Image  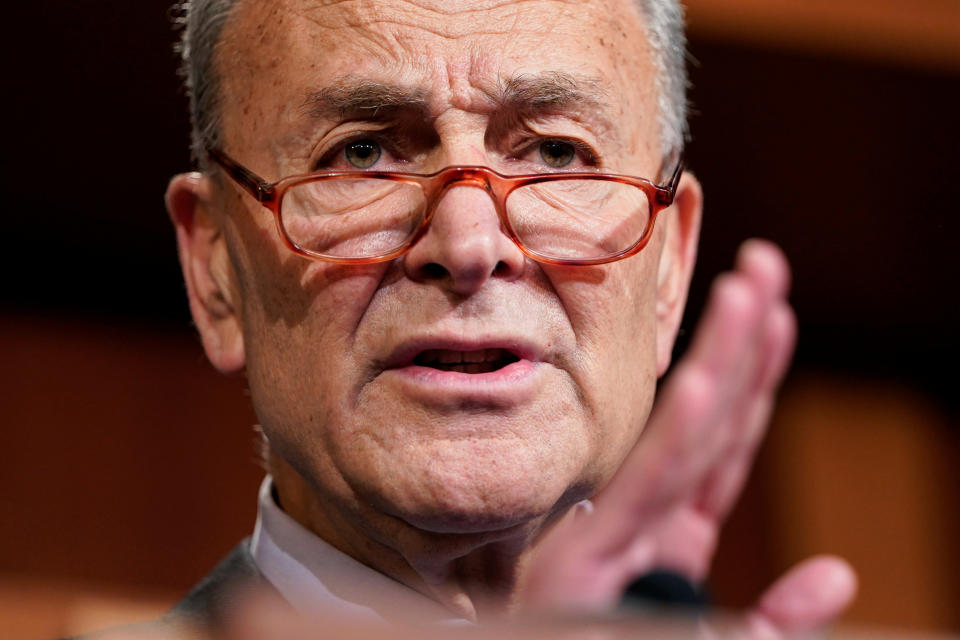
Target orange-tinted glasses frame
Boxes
[207,148,683,266]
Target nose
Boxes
[402,180,526,296]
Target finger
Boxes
[632,268,770,499]
[683,239,796,518]
[646,271,765,479]
[735,239,791,304]
[677,269,772,457]
[694,394,773,522]
[688,241,791,427]
[746,555,857,636]
[645,508,717,580]
[728,240,793,403]
[752,302,797,398]
[649,239,790,471]
[591,265,771,542]
[696,301,796,519]
[686,272,766,380]
[590,363,719,548]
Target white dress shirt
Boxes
[249,476,463,624]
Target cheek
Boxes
[239,269,393,502]
[550,253,660,367]
[230,217,391,448]
[545,253,661,469]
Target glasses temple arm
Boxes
[654,153,684,206]
[207,148,275,202]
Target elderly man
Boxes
[155,0,855,636]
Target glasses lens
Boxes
[280,177,426,259]
[506,179,651,260]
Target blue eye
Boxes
[345,139,382,169]
[539,140,576,168]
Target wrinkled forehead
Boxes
[215,0,658,161]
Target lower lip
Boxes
[382,359,540,405]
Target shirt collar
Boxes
[250,476,465,624]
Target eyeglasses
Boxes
[207,148,682,266]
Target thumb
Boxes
[744,555,857,637]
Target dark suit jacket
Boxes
[68,539,269,639]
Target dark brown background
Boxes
[1,1,958,636]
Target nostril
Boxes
[417,260,510,285]
[419,262,448,280]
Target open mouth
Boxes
[413,348,521,374]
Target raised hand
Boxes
[521,240,856,635]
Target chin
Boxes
[359,439,593,536]
[390,492,551,536]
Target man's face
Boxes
[199,0,695,540]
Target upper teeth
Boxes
[419,349,506,364]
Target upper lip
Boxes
[380,335,545,370]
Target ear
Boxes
[655,172,702,376]
[166,173,246,373]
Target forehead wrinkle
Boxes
[297,0,591,41]
[222,0,652,162]
[298,69,620,140]
[300,70,615,127]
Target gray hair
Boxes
[635,0,688,160]
[173,0,688,166]
[172,0,236,165]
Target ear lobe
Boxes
[166,173,246,373]
[655,172,702,377]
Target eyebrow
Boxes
[300,71,612,130]
[302,78,430,120]
[492,71,614,134]
[495,72,607,113]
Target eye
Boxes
[539,139,576,169]
[344,139,382,169]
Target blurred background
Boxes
[1,0,957,637]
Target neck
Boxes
[269,453,577,622]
